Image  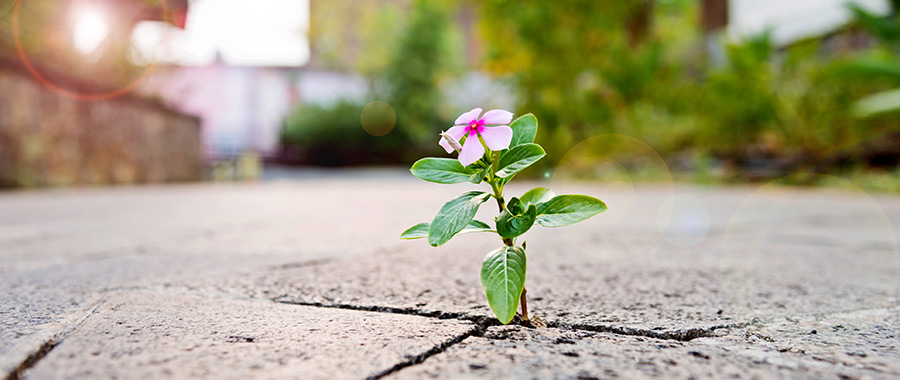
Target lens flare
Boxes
[360,101,396,136]
[73,7,109,54]
[13,0,171,101]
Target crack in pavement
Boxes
[4,297,106,380]
[271,297,740,342]
[552,321,748,342]
[364,326,485,380]
[5,287,746,380]
[4,339,57,380]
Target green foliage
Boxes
[508,114,538,147]
[473,0,900,176]
[403,114,606,324]
[281,101,412,166]
[496,198,537,238]
[410,158,478,184]
[698,33,779,154]
[401,220,492,240]
[495,144,546,178]
[383,0,453,145]
[536,195,608,227]
[428,191,492,247]
[519,187,555,206]
[480,246,527,325]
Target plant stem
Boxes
[520,287,529,323]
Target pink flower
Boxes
[439,108,513,167]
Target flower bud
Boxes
[440,131,463,152]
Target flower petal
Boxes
[481,109,513,125]
[439,126,468,153]
[480,126,513,151]
[458,132,485,167]
[455,108,483,126]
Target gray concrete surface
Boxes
[2,172,899,379]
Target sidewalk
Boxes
[2,176,899,379]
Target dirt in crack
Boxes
[4,339,58,380]
[271,298,740,342]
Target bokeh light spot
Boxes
[360,101,396,137]
[73,6,110,54]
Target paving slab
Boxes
[2,178,899,379]
[21,291,477,380]
[387,325,900,380]
[220,217,898,328]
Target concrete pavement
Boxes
[2,171,899,379]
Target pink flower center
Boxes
[466,119,485,136]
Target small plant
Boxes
[401,108,607,325]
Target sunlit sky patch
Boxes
[132,0,309,67]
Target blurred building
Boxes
[133,0,316,160]
[0,0,203,187]
[703,0,891,45]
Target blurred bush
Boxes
[280,0,456,166]
[281,101,412,166]
[283,0,900,183]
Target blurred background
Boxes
[2,0,900,189]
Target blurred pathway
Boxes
[2,175,899,379]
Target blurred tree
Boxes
[307,0,407,77]
[477,0,695,166]
[382,0,453,145]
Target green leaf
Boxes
[481,246,527,325]
[508,114,538,148]
[497,202,537,239]
[469,165,490,184]
[410,158,477,184]
[495,143,546,178]
[519,187,555,206]
[536,195,608,227]
[400,220,492,240]
[428,191,492,246]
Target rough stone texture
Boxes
[224,184,900,337]
[24,291,477,380]
[0,67,203,188]
[2,176,899,379]
[388,325,900,380]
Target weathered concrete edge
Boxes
[4,297,107,380]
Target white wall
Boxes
[729,0,891,45]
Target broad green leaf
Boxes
[497,203,537,239]
[495,143,545,178]
[481,246,527,324]
[536,195,608,227]
[428,191,492,246]
[400,220,492,240]
[469,165,490,184]
[508,114,538,148]
[520,187,555,206]
[410,158,477,184]
[506,197,525,215]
